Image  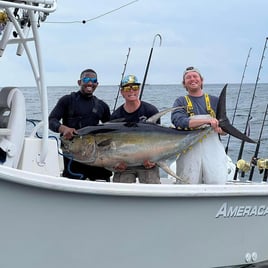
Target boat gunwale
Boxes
[1,165,268,197]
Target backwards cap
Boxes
[121,75,141,87]
[183,66,202,79]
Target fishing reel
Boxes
[251,157,268,174]
[236,157,268,181]
[237,158,268,173]
[0,0,55,57]
[236,159,251,173]
[0,9,8,34]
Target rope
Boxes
[45,0,139,24]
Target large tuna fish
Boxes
[60,84,255,182]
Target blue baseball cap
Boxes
[121,75,141,87]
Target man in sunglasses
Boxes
[111,74,161,184]
[171,67,229,184]
[49,68,112,182]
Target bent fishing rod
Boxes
[233,37,268,180]
[248,104,268,181]
[139,33,162,100]
[225,47,252,154]
[112,47,131,112]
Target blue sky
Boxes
[1,0,268,86]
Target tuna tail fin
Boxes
[217,84,256,144]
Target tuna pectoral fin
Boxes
[217,84,256,144]
[157,161,188,184]
[97,139,112,147]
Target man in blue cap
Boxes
[111,74,161,184]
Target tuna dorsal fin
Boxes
[217,84,256,143]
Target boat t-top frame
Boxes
[0,0,57,163]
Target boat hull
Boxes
[0,166,268,268]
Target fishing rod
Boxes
[139,33,162,100]
[263,163,268,182]
[225,47,252,154]
[112,47,131,112]
[248,103,268,181]
[233,37,268,180]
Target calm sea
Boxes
[20,83,268,180]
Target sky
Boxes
[1,0,268,87]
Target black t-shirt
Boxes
[111,101,159,123]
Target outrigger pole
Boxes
[233,37,268,180]
[248,104,268,181]
[225,47,252,154]
[112,48,131,112]
[139,34,162,100]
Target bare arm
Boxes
[189,117,226,135]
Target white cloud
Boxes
[1,0,268,86]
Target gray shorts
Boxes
[113,166,160,184]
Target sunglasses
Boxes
[81,77,98,83]
[122,85,140,92]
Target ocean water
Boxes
[20,83,268,180]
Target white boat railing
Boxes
[0,0,57,13]
[0,0,57,164]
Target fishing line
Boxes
[65,154,84,180]
[44,0,139,24]
[225,47,252,154]
[139,34,162,100]
[52,140,84,180]
[233,37,268,180]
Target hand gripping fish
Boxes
[61,84,255,182]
